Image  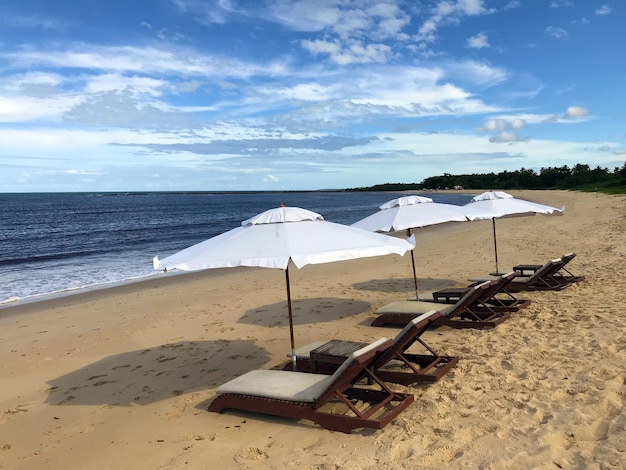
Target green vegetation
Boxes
[348,163,626,194]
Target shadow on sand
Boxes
[46,339,269,407]
[352,277,459,293]
[237,296,372,328]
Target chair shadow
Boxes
[237,297,371,328]
[46,340,269,407]
[353,277,460,293]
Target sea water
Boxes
[0,191,474,306]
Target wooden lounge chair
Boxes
[470,258,570,292]
[513,253,584,284]
[427,271,531,313]
[373,281,509,329]
[289,310,458,385]
[208,338,415,433]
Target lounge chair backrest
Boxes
[526,258,561,282]
[392,310,439,344]
[375,310,441,367]
[447,280,490,315]
[483,271,517,296]
[314,337,391,406]
[497,271,517,282]
[321,337,389,383]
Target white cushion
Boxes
[216,369,336,402]
[377,300,457,315]
[393,310,438,341]
[216,337,388,402]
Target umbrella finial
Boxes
[279,202,285,207]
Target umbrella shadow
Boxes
[45,340,269,407]
[238,297,371,328]
[353,277,459,293]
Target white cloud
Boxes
[84,73,166,96]
[545,26,568,39]
[0,0,622,193]
[265,0,410,40]
[263,174,279,183]
[489,131,525,143]
[466,32,490,49]
[479,117,525,133]
[570,17,590,25]
[480,107,591,136]
[0,94,81,122]
[563,106,590,119]
[595,5,612,15]
[443,60,508,87]
[301,39,340,56]
[307,40,392,65]
[480,118,507,132]
[2,45,290,79]
[415,0,495,49]
[549,1,574,7]
[280,1,410,64]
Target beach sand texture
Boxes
[1,190,625,469]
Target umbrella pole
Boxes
[285,265,297,371]
[492,218,499,274]
[408,229,419,300]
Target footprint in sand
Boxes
[234,447,269,463]
[93,380,116,386]
[156,356,176,363]
[58,395,76,405]
[88,374,108,381]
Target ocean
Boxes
[0,191,475,306]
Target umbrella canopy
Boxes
[352,195,482,300]
[352,195,471,233]
[153,206,415,367]
[463,191,564,273]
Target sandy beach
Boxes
[2,190,625,469]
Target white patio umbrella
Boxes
[352,195,487,300]
[463,191,564,274]
[153,206,415,368]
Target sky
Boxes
[1,0,624,192]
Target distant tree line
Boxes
[347,163,626,194]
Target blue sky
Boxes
[1,0,624,192]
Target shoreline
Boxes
[0,188,481,312]
[2,189,626,468]
[0,267,261,317]
[1,189,479,309]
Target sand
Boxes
[1,190,625,469]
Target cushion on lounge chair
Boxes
[216,337,389,402]
[215,369,335,402]
[376,300,454,316]
[392,311,438,340]
[376,282,489,317]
